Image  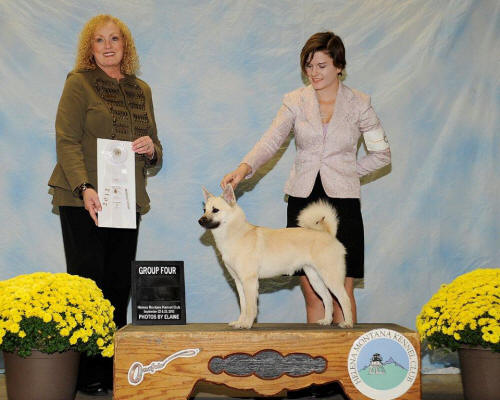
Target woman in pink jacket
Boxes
[221,31,391,327]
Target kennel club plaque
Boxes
[132,261,186,325]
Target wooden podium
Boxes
[114,323,421,399]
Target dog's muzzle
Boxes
[198,216,220,229]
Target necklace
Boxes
[319,100,334,123]
[320,110,332,123]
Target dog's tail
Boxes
[297,200,339,236]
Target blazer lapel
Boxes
[325,81,347,137]
[302,85,323,135]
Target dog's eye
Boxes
[212,208,219,213]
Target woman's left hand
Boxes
[132,136,155,159]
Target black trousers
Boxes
[59,206,140,388]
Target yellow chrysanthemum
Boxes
[0,272,115,357]
[416,268,499,351]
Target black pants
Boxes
[286,174,364,278]
[59,206,140,388]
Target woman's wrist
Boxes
[238,163,251,176]
[75,182,94,199]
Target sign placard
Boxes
[132,261,186,325]
[97,138,136,229]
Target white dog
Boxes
[198,185,353,329]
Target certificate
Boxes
[97,138,136,229]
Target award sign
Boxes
[132,261,186,325]
[97,138,136,229]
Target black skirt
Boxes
[286,174,364,278]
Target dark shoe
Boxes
[78,382,109,396]
[287,386,315,399]
[287,383,345,399]
[311,382,345,398]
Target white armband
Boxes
[363,127,389,151]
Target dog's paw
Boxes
[317,318,332,326]
[238,321,253,329]
[338,321,354,328]
[228,320,253,329]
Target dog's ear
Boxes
[202,186,214,202]
[222,184,236,205]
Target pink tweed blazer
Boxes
[242,82,391,198]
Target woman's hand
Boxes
[83,188,102,226]
[132,136,155,159]
[220,163,251,189]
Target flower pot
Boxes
[458,346,500,400]
[3,350,80,400]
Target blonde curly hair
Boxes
[74,14,140,75]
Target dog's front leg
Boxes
[229,276,248,327]
[224,264,248,327]
[232,275,258,329]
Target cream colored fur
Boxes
[199,185,353,329]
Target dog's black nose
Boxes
[198,216,208,226]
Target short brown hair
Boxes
[300,32,346,76]
[74,14,140,75]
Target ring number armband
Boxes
[363,127,390,151]
[75,182,94,200]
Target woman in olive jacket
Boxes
[48,14,162,396]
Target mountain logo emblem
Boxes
[348,329,418,399]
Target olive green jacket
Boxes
[48,67,163,214]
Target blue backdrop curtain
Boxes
[0,0,498,371]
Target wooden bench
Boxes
[114,323,421,399]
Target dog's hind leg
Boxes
[321,271,353,328]
[303,266,333,325]
[332,286,353,328]
[313,250,353,328]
